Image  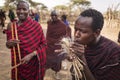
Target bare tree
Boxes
[70,0,91,12]
[105,3,120,28]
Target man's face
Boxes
[16,2,29,22]
[74,16,96,45]
[51,14,58,22]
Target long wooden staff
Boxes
[14,22,21,61]
[11,22,18,80]
[11,22,22,80]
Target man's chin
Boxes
[74,40,82,44]
[19,18,26,21]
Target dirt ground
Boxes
[0,21,119,80]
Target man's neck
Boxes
[18,18,27,26]
[95,35,101,44]
[87,35,101,47]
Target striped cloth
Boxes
[85,36,120,80]
[46,20,67,72]
[6,17,46,80]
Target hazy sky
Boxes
[0,0,120,13]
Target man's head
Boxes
[50,10,58,22]
[61,14,67,21]
[16,0,29,22]
[74,9,104,45]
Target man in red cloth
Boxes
[70,9,120,80]
[46,10,68,79]
[5,1,46,80]
[61,14,71,38]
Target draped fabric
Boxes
[46,20,67,72]
[62,19,71,38]
[66,26,71,38]
[63,20,69,27]
[85,36,120,80]
[6,17,46,80]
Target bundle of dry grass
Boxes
[60,37,86,80]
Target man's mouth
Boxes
[74,38,80,41]
[19,14,24,17]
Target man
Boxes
[5,1,46,80]
[0,9,6,29]
[70,9,120,80]
[61,14,71,37]
[46,10,68,79]
[61,14,69,27]
[34,12,40,22]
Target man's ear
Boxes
[94,29,101,37]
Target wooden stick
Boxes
[11,63,21,70]
[14,22,21,61]
[11,23,18,80]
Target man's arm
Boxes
[81,56,96,80]
[70,43,96,80]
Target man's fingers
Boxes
[9,39,19,42]
[13,40,20,43]
[21,60,28,64]
[71,42,84,47]
[21,60,24,64]
[21,58,26,64]
[55,49,64,53]
[72,46,84,50]
[70,47,84,52]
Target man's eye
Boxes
[23,8,27,11]
[81,30,87,33]
[17,9,20,10]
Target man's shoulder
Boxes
[30,18,39,24]
[47,19,52,24]
[101,36,120,51]
[59,20,67,26]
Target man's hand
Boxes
[65,53,76,62]
[55,41,85,59]
[65,42,85,61]
[6,39,20,48]
[70,42,84,56]
[21,51,36,64]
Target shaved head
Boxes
[17,0,29,9]
[51,10,58,16]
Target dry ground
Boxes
[0,21,119,80]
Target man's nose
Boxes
[53,16,56,18]
[75,30,80,38]
[19,9,24,13]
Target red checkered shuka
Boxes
[6,17,46,80]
